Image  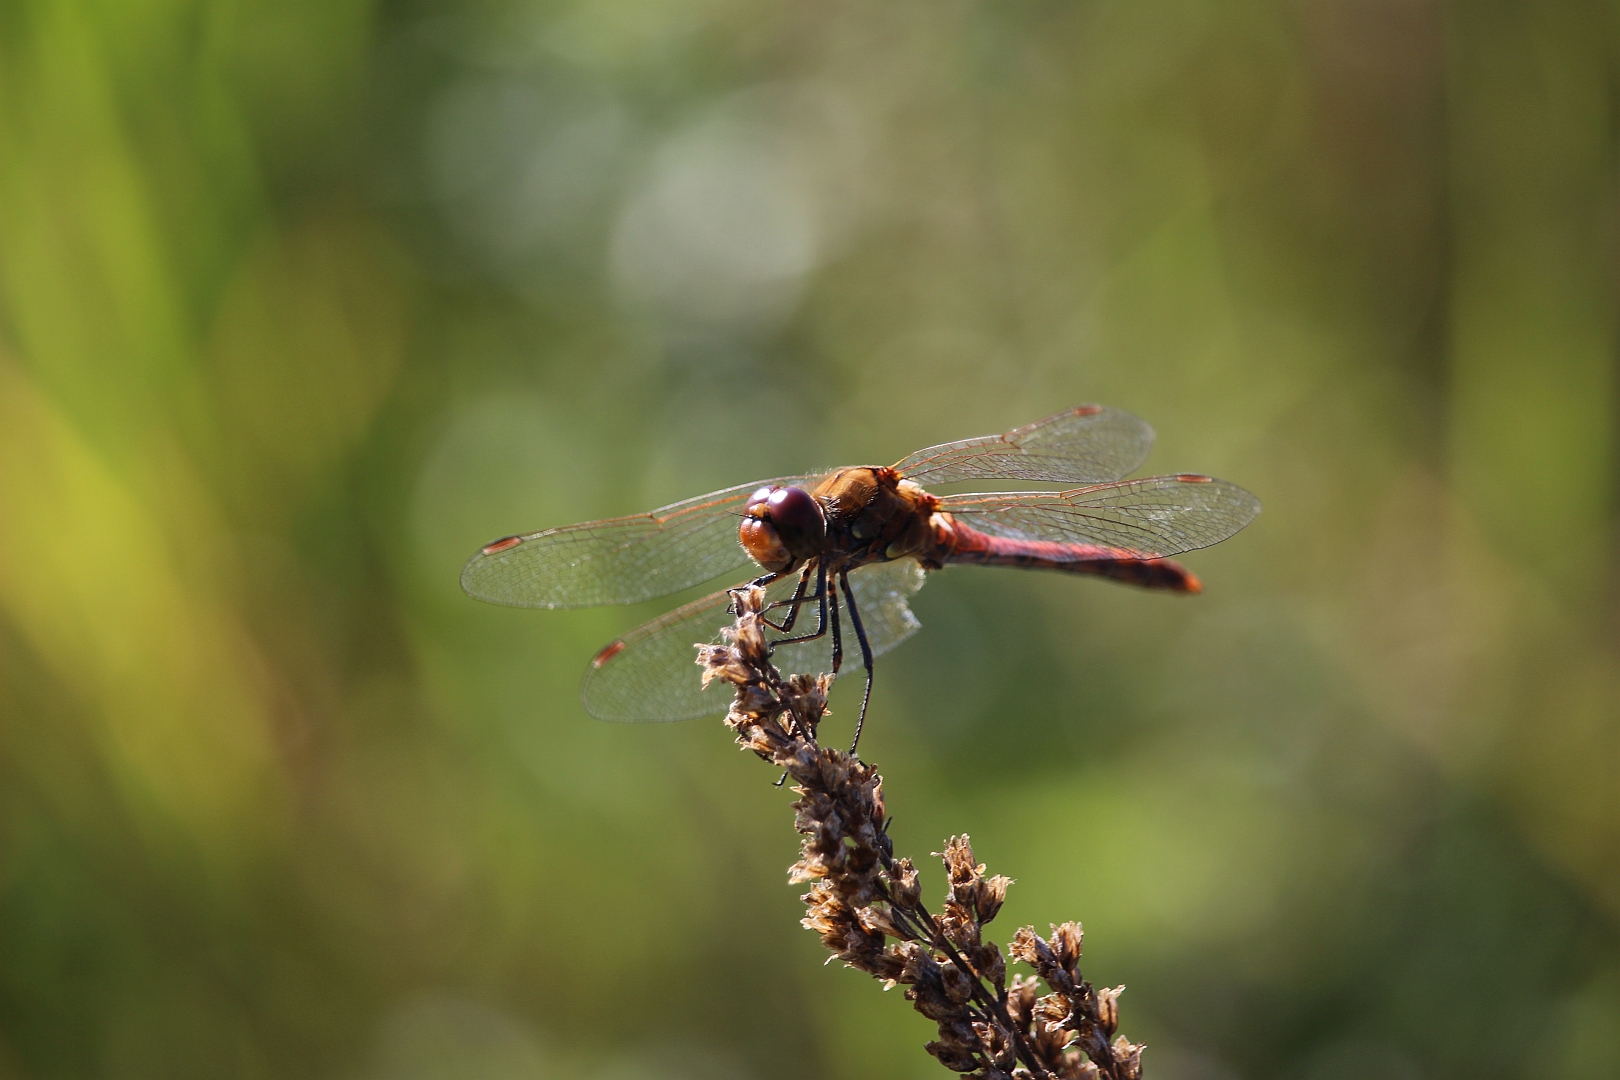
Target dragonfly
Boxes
[462,405,1260,747]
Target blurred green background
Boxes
[2,1,1617,1078]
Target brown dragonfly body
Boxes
[462,405,1260,744]
[785,465,1201,590]
[724,462,1204,744]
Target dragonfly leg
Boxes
[762,563,817,633]
[771,564,830,647]
[839,571,875,756]
[827,573,843,675]
[732,570,785,615]
[768,565,831,754]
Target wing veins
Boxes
[940,476,1261,557]
[893,405,1155,486]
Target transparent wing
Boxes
[892,405,1154,486]
[461,475,824,608]
[581,559,929,722]
[940,475,1261,556]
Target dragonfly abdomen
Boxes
[937,521,1202,593]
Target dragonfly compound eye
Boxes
[765,486,826,552]
[739,514,791,572]
[739,488,791,571]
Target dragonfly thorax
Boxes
[810,467,939,568]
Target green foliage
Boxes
[1,2,1617,1078]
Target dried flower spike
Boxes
[698,587,1143,1079]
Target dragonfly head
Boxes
[740,485,826,571]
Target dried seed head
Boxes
[1034,992,1072,1032]
[973,1020,1017,1072]
[1010,926,1041,968]
[1111,1035,1144,1080]
[1007,975,1040,1026]
[972,941,1006,990]
[1032,1003,1075,1064]
[911,987,965,1024]
[889,858,921,908]
[856,904,904,940]
[695,643,754,688]
[940,961,974,1005]
[940,905,982,952]
[897,941,939,985]
[1096,985,1123,1035]
[941,835,983,886]
[1050,921,1083,972]
[871,945,910,984]
[978,874,1010,924]
[924,1039,982,1074]
[788,858,827,883]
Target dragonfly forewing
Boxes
[582,559,928,722]
[892,405,1154,486]
[461,475,823,608]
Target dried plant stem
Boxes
[697,586,1144,1080]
